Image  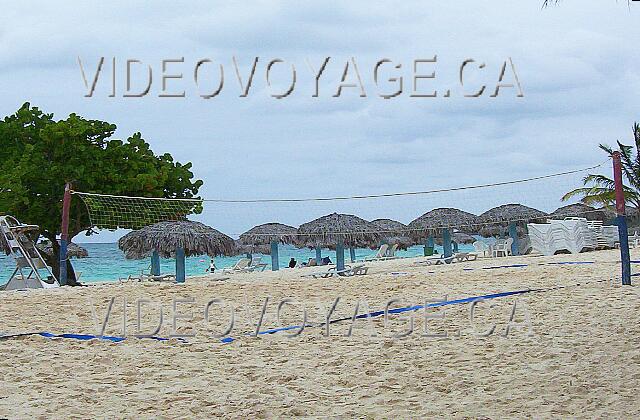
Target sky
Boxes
[0,1,638,242]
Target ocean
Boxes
[0,242,475,283]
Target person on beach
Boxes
[206,259,216,273]
[288,257,297,268]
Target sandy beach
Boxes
[1,249,638,418]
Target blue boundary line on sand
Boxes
[0,288,536,345]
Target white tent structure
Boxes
[0,215,59,290]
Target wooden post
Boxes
[176,247,186,283]
[270,241,279,271]
[442,229,452,258]
[151,250,161,276]
[59,183,72,286]
[508,222,520,256]
[613,151,631,285]
[336,240,345,271]
[349,247,356,262]
[315,246,322,265]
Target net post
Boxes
[59,182,72,286]
[612,151,631,285]
[509,222,520,256]
[176,247,186,283]
[336,240,345,271]
[270,241,279,271]
[442,229,452,258]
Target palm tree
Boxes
[562,123,640,210]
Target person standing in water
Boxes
[288,257,297,268]
[206,259,216,273]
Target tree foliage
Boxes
[0,103,203,282]
[563,122,640,210]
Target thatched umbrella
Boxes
[549,203,609,222]
[37,241,89,259]
[296,213,381,269]
[118,220,236,282]
[370,218,415,250]
[477,204,547,237]
[234,240,271,256]
[408,208,478,257]
[238,222,297,270]
[476,204,547,255]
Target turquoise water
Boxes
[0,242,475,283]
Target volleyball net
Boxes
[72,159,618,239]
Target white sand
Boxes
[1,249,639,418]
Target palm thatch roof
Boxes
[234,240,272,255]
[239,223,297,246]
[477,204,547,237]
[408,208,478,240]
[118,220,236,260]
[549,203,609,221]
[371,218,416,249]
[296,213,381,248]
[37,241,89,259]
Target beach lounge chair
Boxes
[382,243,399,260]
[364,244,389,261]
[302,264,370,279]
[414,255,455,266]
[453,252,478,262]
[222,258,251,273]
[473,241,490,257]
[247,256,268,272]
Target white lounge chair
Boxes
[247,256,268,272]
[453,252,478,262]
[414,255,455,266]
[222,258,251,273]
[492,239,510,257]
[382,243,399,260]
[302,264,369,279]
[473,241,490,257]
[364,244,389,261]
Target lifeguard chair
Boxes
[0,215,59,290]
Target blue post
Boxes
[349,247,356,262]
[442,229,452,258]
[151,250,161,276]
[315,246,322,265]
[508,222,519,256]
[336,241,345,271]
[617,215,631,285]
[424,236,435,256]
[453,241,459,253]
[270,241,279,271]
[612,152,631,285]
[176,247,186,283]
[59,239,68,286]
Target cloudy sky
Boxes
[0,1,638,241]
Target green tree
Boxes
[562,122,640,210]
[0,103,203,284]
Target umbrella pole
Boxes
[349,247,356,263]
[508,222,519,256]
[176,247,186,283]
[270,241,279,271]
[336,241,345,271]
[315,246,322,265]
[151,250,160,276]
[442,229,453,258]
